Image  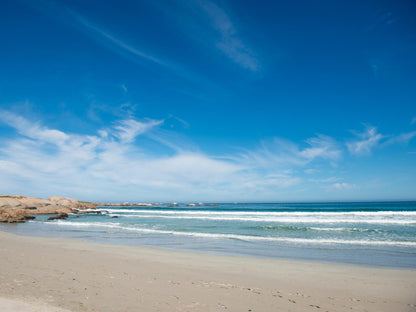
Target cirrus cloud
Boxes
[347,124,416,156]
[347,125,385,155]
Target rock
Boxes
[0,209,27,223]
[0,195,96,223]
[0,198,25,209]
[73,209,103,215]
[77,201,97,209]
[48,212,69,221]
[48,197,79,207]
[20,197,52,208]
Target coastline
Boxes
[1,231,415,312]
[3,200,416,270]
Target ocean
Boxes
[1,202,416,269]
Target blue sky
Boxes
[0,0,415,202]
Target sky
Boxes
[0,0,415,202]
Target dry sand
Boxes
[0,231,415,312]
[0,297,71,312]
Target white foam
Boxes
[309,227,365,232]
[48,221,416,247]
[107,213,416,225]
[101,209,416,217]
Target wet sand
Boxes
[1,231,415,312]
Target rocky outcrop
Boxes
[48,212,69,221]
[0,197,26,209]
[0,209,29,223]
[0,208,37,223]
[77,201,98,209]
[0,195,97,223]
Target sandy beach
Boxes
[0,231,415,312]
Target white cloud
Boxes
[238,134,341,169]
[2,112,413,201]
[20,1,174,69]
[237,138,304,168]
[0,111,345,201]
[300,135,341,160]
[347,126,384,155]
[332,182,356,190]
[25,2,199,79]
[384,131,416,146]
[113,119,163,143]
[347,125,416,155]
[70,11,169,67]
[304,168,319,174]
[309,177,342,183]
[243,174,301,189]
[152,0,259,72]
[64,0,259,73]
[0,110,69,146]
[0,111,253,201]
[196,0,259,71]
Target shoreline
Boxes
[3,223,415,271]
[1,231,416,312]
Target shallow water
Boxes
[2,202,416,269]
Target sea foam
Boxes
[41,220,416,247]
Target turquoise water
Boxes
[2,202,416,269]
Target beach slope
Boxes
[0,231,415,312]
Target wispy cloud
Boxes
[365,10,396,33]
[304,168,319,175]
[242,174,301,189]
[113,119,163,143]
[23,0,200,79]
[238,134,341,169]
[309,177,342,183]
[68,5,227,95]
[121,84,128,94]
[66,9,175,69]
[0,110,244,200]
[0,110,345,201]
[331,182,356,190]
[66,8,172,67]
[384,131,416,146]
[300,135,341,161]
[152,0,259,72]
[347,125,416,155]
[1,111,414,201]
[347,125,385,155]
[195,0,259,71]
[0,110,70,146]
